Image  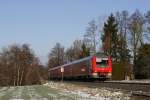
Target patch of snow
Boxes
[27,86,42,99]
[48,93,57,98]
[8,87,15,92]
[43,83,49,86]
[0,87,15,99]
[0,92,5,98]
[11,86,23,99]
[0,87,8,92]
[43,98,48,100]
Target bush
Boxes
[135,44,150,79]
[112,62,132,80]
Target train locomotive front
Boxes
[90,55,112,79]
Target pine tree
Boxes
[81,43,90,57]
[135,44,150,79]
[102,14,118,60]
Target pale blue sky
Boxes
[0,0,149,64]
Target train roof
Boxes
[48,53,109,71]
[48,55,93,71]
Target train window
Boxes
[87,60,91,68]
[96,60,108,68]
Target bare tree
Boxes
[115,11,130,62]
[144,10,150,41]
[128,10,144,77]
[19,44,34,85]
[72,39,83,59]
[84,20,97,54]
[65,39,84,62]
[48,43,65,68]
[0,48,11,86]
[65,46,75,62]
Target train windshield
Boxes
[96,58,108,68]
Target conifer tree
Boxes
[102,14,118,60]
[81,43,90,57]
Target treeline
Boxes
[0,44,48,86]
[48,10,150,79]
[48,40,90,68]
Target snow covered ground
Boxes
[0,81,131,100]
[44,81,131,100]
[0,85,73,100]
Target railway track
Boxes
[64,80,150,97]
[105,80,150,85]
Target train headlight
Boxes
[92,73,98,76]
[107,73,112,76]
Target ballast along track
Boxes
[65,80,150,97]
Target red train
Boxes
[48,55,112,80]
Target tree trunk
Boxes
[14,63,17,86]
[13,76,16,86]
[17,64,21,86]
[19,67,24,86]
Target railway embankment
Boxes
[62,80,150,98]
[105,80,150,97]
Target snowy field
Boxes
[0,81,131,100]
